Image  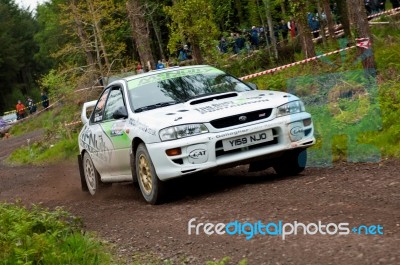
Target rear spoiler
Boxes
[81,100,97,125]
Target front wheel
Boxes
[135,143,164,204]
[273,149,307,176]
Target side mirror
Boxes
[247,82,258,90]
[113,106,128,119]
[81,100,97,125]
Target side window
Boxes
[103,88,126,121]
[92,88,110,123]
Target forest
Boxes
[0,0,396,113]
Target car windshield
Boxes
[127,66,252,112]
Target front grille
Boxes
[210,108,272,129]
[215,129,278,157]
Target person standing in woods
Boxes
[41,92,49,109]
[288,17,296,40]
[16,100,26,120]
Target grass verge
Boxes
[0,202,115,265]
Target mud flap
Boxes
[130,151,138,182]
[78,154,89,191]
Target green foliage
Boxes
[8,105,81,165]
[0,0,42,113]
[164,0,220,57]
[206,257,247,265]
[38,68,75,99]
[211,0,235,32]
[0,203,113,265]
[7,132,79,165]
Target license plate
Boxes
[222,130,274,151]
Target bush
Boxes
[0,203,114,265]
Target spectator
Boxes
[288,17,296,40]
[136,63,144,74]
[27,97,36,114]
[231,33,244,54]
[310,16,320,38]
[218,37,228,53]
[156,60,165,69]
[250,26,259,50]
[41,92,49,109]
[178,44,192,61]
[280,20,289,44]
[16,100,26,120]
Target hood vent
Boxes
[190,92,238,105]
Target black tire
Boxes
[135,143,164,204]
[273,149,307,176]
[83,152,102,195]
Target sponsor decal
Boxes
[79,126,112,162]
[290,126,304,136]
[111,121,125,136]
[238,115,247,122]
[194,99,270,114]
[128,66,220,89]
[94,115,102,122]
[189,149,206,159]
[187,144,208,164]
[128,118,156,136]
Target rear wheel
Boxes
[273,149,307,176]
[83,152,102,195]
[135,143,164,204]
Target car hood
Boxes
[133,90,299,129]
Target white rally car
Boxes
[78,65,315,204]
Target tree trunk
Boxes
[256,0,272,56]
[70,1,96,68]
[150,14,165,60]
[87,0,110,71]
[337,0,352,40]
[191,41,203,64]
[235,0,244,26]
[263,0,278,60]
[126,0,155,70]
[347,0,376,72]
[322,0,336,39]
[294,2,316,59]
[317,0,327,46]
[280,0,286,16]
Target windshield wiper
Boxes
[134,101,178,113]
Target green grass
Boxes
[0,203,115,265]
[6,132,79,165]
[7,102,82,165]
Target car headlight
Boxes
[276,100,305,117]
[159,124,209,141]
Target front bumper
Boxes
[147,112,315,180]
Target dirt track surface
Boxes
[0,131,399,265]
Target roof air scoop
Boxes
[189,92,238,105]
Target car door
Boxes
[87,88,113,176]
[100,86,131,176]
